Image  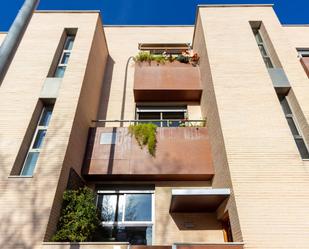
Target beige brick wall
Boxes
[154,182,225,245]
[0,12,107,249]
[0,33,6,44]
[195,5,309,249]
[193,13,242,242]
[98,26,194,126]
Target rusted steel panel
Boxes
[177,245,244,249]
[83,127,214,180]
[300,57,309,78]
[134,61,202,102]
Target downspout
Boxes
[0,0,40,85]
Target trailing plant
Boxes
[52,187,99,242]
[134,51,154,62]
[129,123,157,156]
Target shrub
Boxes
[52,187,99,242]
[129,123,157,156]
[134,51,154,62]
[176,54,190,63]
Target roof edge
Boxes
[197,4,274,8]
[282,24,309,27]
[103,25,194,27]
[35,10,101,13]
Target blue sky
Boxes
[1,0,309,31]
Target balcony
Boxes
[83,121,214,180]
[134,61,202,102]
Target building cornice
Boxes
[197,4,274,8]
[35,10,101,13]
[103,25,194,27]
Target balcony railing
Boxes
[93,119,206,127]
[83,120,214,181]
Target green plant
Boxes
[134,51,154,62]
[153,54,166,64]
[52,187,99,242]
[129,123,157,156]
[176,54,190,63]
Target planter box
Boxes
[83,127,214,181]
[134,61,202,102]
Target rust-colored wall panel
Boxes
[83,127,214,180]
[300,57,309,77]
[177,245,243,249]
[134,61,202,102]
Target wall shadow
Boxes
[170,212,222,231]
[97,55,115,121]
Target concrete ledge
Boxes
[197,4,273,8]
[42,242,129,249]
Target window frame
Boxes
[20,105,53,176]
[97,190,155,226]
[279,96,309,160]
[252,28,274,68]
[54,35,75,78]
[96,190,155,243]
[136,106,187,127]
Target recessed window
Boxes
[20,105,54,176]
[54,35,75,78]
[136,106,187,127]
[96,189,154,245]
[278,94,309,159]
[252,28,274,68]
[297,49,309,78]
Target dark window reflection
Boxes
[125,194,152,221]
[93,226,152,245]
[96,193,153,244]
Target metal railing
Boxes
[92,119,206,127]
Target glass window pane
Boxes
[286,117,299,136]
[39,107,53,126]
[21,152,39,176]
[54,66,66,78]
[279,97,292,115]
[138,112,160,120]
[258,45,268,57]
[99,194,124,222]
[60,52,70,65]
[32,129,47,149]
[100,195,117,222]
[162,112,185,127]
[125,194,152,221]
[94,226,152,245]
[295,138,309,159]
[138,112,161,127]
[263,57,273,68]
[64,36,75,50]
[253,29,263,43]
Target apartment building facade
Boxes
[0,4,309,249]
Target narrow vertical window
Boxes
[278,94,309,159]
[252,28,273,68]
[20,105,54,176]
[54,35,75,78]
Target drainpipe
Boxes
[0,0,40,84]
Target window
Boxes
[252,28,273,68]
[136,106,187,127]
[20,105,54,176]
[96,189,154,245]
[54,35,75,78]
[297,49,309,78]
[297,49,309,58]
[278,95,309,159]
